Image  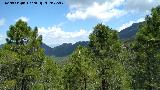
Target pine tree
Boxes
[89,23,130,90]
[63,46,98,90]
[132,6,160,89]
[3,20,45,90]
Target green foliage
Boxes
[30,57,63,90]
[101,58,130,90]
[1,20,45,90]
[89,23,131,90]
[89,23,121,58]
[132,6,160,89]
[41,57,63,90]
[53,56,70,66]
[0,49,19,89]
[63,46,98,90]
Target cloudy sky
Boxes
[0,0,159,47]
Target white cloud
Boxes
[67,0,107,9]
[125,0,160,12]
[0,35,6,44]
[66,0,160,21]
[15,16,29,22]
[0,35,3,40]
[66,0,126,21]
[118,18,145,31]
[0,18,5,27]
[38,26,91,47]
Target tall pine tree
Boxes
[3,20,44,90]
[89,23,130,90]
[133,6,160,89]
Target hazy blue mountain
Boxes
[41,43,54,56]
[52,41,89,57]
[49,22,142,57]
[0,44,3,48]
[119,22,143,40]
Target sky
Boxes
[0,0,160,47]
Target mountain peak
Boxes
[119,22,143,40]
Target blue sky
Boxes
[0,0,160,47]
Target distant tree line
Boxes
[0,6,160,90]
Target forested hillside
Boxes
[0,6,160,90]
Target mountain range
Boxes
[0,22,142,57]
[41,41,88,57]
[119,22,143,40]
[42,22,142,57]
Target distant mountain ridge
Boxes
[0,22,142,57]
[0,42,88,57]
[49,41,88,57]
[41,22,142,57]
[0,44,3,48]
[41,43,54,56]
[119,22,143,40]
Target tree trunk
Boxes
[21,68,27,90]
[147,52,153,90]
[101,68,108,90]
[84,77,87,90]
[102,79,106,90]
